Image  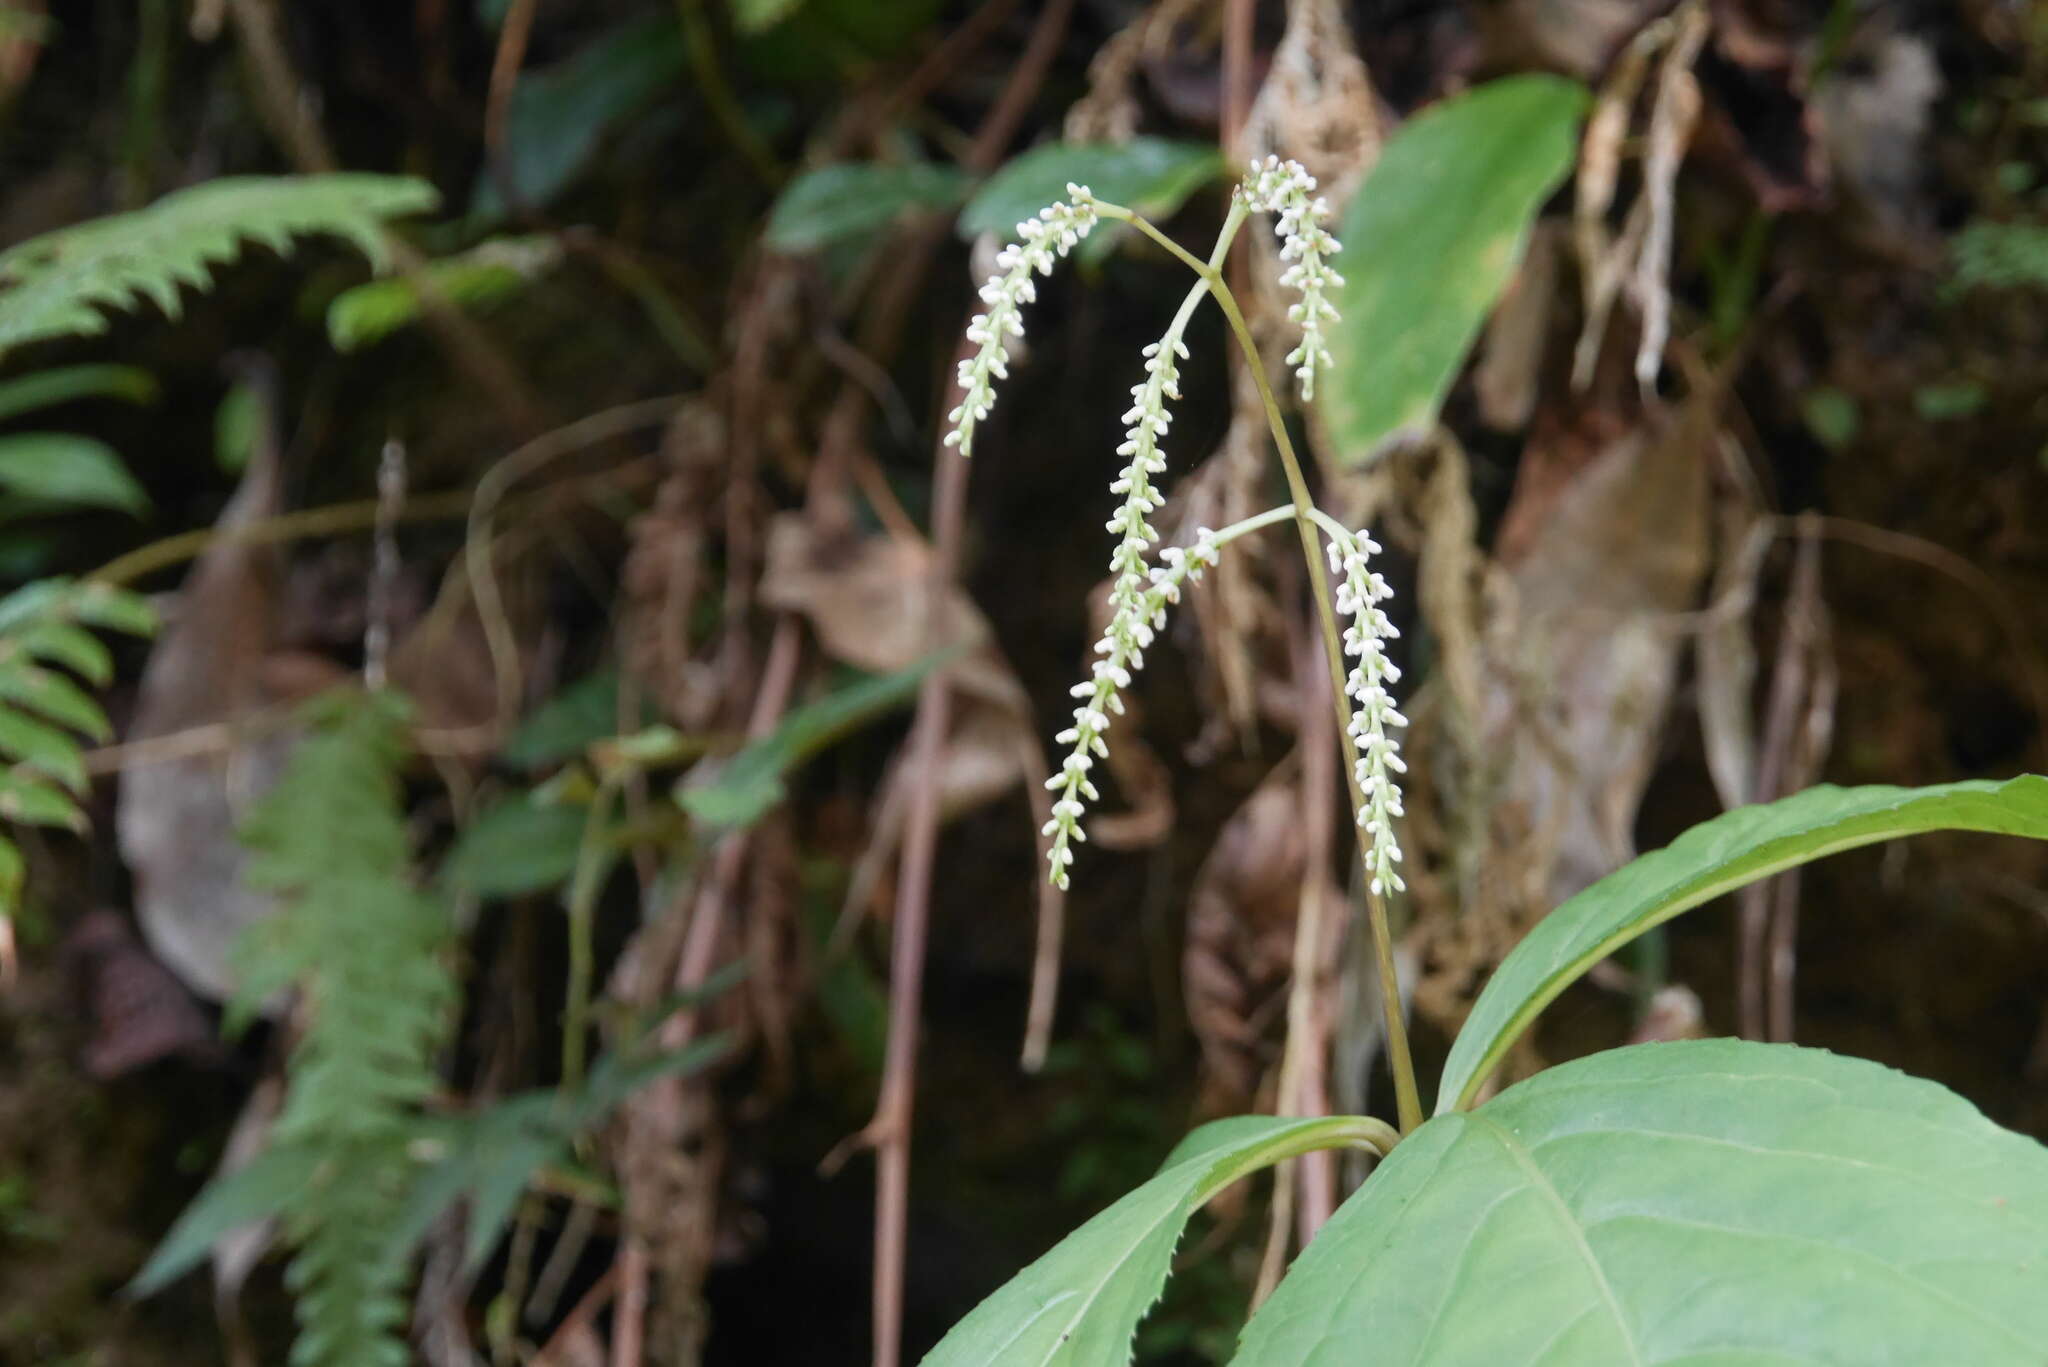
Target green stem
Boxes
[677,0,782,188]
[1207,503,1298,546]
[1100,199,1425,1135]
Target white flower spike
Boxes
[946,184,1099,457]
[1042,527,1222,889]
[1327,526,1407,896]
[1242,156,1344,402]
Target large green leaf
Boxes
[923,1115,1393,1367]
[1439,775,2048,1114]
[1237,1039,2048,1366]
[765,162,974,252]
[959,139,1223,246]
[1324,75,1584,464]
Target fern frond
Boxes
[1949,220,2048,295]
[0,577,154,929]
[0,174,439,354]
[232,689,456,1367]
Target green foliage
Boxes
[0,578,155,925]
[469,16,685,220]
[0,364,157,421]
[933,776,2048,1364]
[1913,379,1989,421]
[728,0,804,34]
[1440,775,2048,1111]
[225,690,455,1367]
[1949,219,2048,294]
[920,1116,1395,1367]
[675,655,941,830]
[1235,1040,2048,1366]
[766,163,975,252]
[0,365,158,534]
[960,139,1224,262]
[1800,384,1859,450]
[441,788,589,897]
[1325,75,1585,462]
[326,235,560,352]
[0,175,438,355]
[0,435,149,519]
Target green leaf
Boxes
[729,0,804,33]
[0,837,20,913]
[327,236,559,352]
[10,621,111,683]
[0,434,149,517]
[1801,385,1859,450]
[959,139,1224,244]
[131,1144,325,1296]
[470,16,686,220]
[0,662,109,740]
[1237,1039,2048,1366]
[0,769,82,829]
[676,656,940,831]
[65,580,158,637]
[765,163,974,253]
[0,364,157,421]
[442,790,589,897]
[1914,380,1987,421]
[387,1034,731,1274]
[1324,75,1585,464]
[0,707,86,792]
[0,175,439,355]
[500,668,646,770]
[1439,776,2048,1113]
[923,1116,1391,1367]
[215,378,260,473]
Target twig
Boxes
[677,0,782,186]
[89,489,474,588]
[485,0,540,211]
[465,396,687,725]
[535,1265,618,1367]
[868,7,1078,1361]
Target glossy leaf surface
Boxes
[1324,75,1583,462]
[923,1116,1392,1367]
[1440,776,2048,1112]
[1237,1039,2048,1366]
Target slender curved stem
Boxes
[1097,200,1424,1133]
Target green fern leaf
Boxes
[230,689,457,1367]
[1949,219,2048,295]
[0,174,439,354]
[0,578,154,932]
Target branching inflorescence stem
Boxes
[952,167,1423,1134]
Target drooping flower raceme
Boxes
[1328,527,1407,896]
[1042,527,1221,889]
[1242,156,1344,403]
[945,185,1099,457]
[1036,271,1219,888]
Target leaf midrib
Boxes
[1476,1114,1644,1367]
